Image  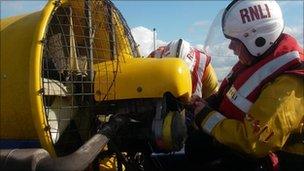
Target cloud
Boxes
[131,26,167,57]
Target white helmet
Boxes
[222,0,284,57]
[162,39,191,59]
[150,39,196,71]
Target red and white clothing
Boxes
[211,33,303,121]
[195,33,304,157]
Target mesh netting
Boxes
[41,0,138,156]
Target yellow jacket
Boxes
[199,74,303,157]
[201,64,219,99]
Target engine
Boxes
[96,93,187,154]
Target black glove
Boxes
[194,105,214,130]
[98,114,129,139]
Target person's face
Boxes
[228,39,253,66]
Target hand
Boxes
[190,95,207,116]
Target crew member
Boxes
[188,0,304,170]
[149,39,219,99]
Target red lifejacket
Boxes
[216,34,304,121]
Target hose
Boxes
[1,134,109,171]
[39,134,109,171]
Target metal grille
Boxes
[41,0,138,156]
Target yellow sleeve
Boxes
[200,75,304,157]
[201,64,219,99]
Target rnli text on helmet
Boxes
[240,4,271,24]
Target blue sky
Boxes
[1,0,303,79]
[1,1,303,45]
[115,1,231,44]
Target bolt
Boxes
[137,86,143,92]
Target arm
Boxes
[196,75,304,157]
[201,64,219,99]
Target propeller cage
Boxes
[41,0,138,156]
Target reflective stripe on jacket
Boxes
[199,34,304,157]
[202,75,303,157]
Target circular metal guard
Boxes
[41,0,138,156]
